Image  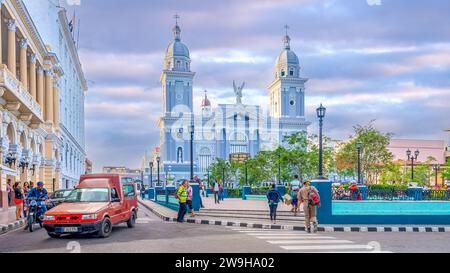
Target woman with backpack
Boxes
[266,184,283,224]
[298,180,320,233]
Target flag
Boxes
[68,11,76,33]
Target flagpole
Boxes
[77,19,81,49]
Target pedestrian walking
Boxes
[176,180,189,223]
[23,182,30,218]
[13,182,24,220]
[140,184,146,199]
[6,179,12,206]
[186,181,195,217]
[266,184,283,224]
[213,180,220,204]
[298,180,320,233]
[219,181,225,201]
[289,175,302,215]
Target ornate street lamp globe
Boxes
[406,149,412,158]
[414,150,420,158]
[316,104,326,119]
[356,142,362,149]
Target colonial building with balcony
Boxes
[0,0,87,209]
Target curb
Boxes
[0,219,26,235]
[138,200,450,233]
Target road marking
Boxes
[281,244,374,251]
[268,240,354,245]
[255,236,334,239]
[244,233,317,236]
[136,217,154,224]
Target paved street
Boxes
[0,205,449,253]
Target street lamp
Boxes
[149,161,153,188]
[278,149,282,185]
[407,149,419,181]
[245,160,249,186]
[433,164,440,186]
[356,142,362,184]
[156,156,161,187]
[222,166,226,186]
[316,103,327,180]
[189,123,195,182]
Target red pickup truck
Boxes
[43,174,138,238]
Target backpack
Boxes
[308,188,320,206]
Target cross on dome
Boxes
[173,14,181,41]
[283,24,291,49]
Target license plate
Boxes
[63,227,79,233]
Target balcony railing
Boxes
[0,65,43,123]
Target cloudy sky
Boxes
[66,0,450,171]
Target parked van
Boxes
[43,174,138,238]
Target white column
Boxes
[19,39,28,89]
[7,20,17,76]
[29,54,37,99]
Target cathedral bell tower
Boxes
[160,15,195,114]
[268,25,306,119]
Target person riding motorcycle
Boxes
[24,181,48,230]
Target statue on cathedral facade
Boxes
[233,80,245,104]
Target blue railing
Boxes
[333,186,450,201]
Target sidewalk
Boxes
[0,207,26,235]
[139,198,450,233]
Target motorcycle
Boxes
[26,197,47,232]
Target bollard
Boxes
[358,185,367,200]
[311,179,333,224]
[276,185,286,197]
[242,186,252,200]
[147,188,155,200]
[190,182,201,211]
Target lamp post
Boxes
[245,160,248,186]
[278,148,282,185]
[149,162,153,188]
[156,156,161,187]
[356,142,362,184]
[433,164,440,186]
[222,166,226,186]
[189,123,195,182]
[316,103,327,180]
[407,149,419,181]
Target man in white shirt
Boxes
[289,175,302,215]
[213,180,220,204]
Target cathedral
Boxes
[155,20,311,183]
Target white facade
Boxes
[23,0,87,189]
[156,22,310,182]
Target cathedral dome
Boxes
[201,91,211,107]
[275,34,299,67]
[275,49,299,66]
[165,25,190,59]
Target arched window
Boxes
[281,69,285,77]
[289,68,294,76]
[177,147,183,163]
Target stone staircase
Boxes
[196,208,305,224]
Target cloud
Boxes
[71,0,450,171]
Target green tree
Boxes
[442,159,450,182]
[335,121,393,184]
